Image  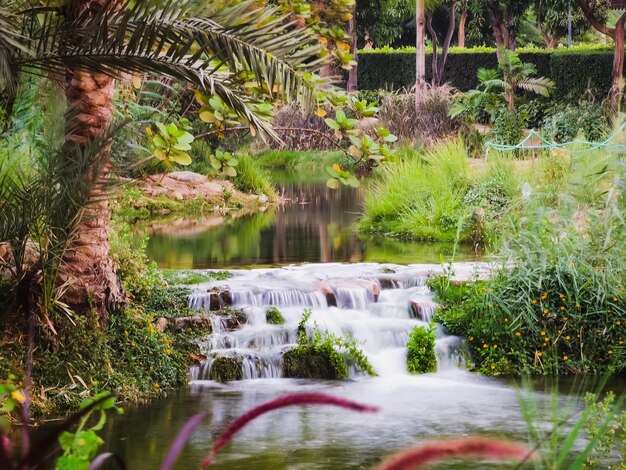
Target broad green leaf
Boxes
[223,166,237,177]
[326,178,340,189]
[155,122,169,137]
[154,149,167,161]
[173,143,192,151]
[177,132,194,145]
[325,118,341,130]
[170,152,193,166]
[210,155,222,169]
[199,111,216,123]
[153,135,168,149]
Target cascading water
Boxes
[188,263,486,381]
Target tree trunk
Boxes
[427,14,439,86]
[415,0,427,110]
[437,1,457,85]
[611,14,626,108]
[347,16,358,92]
[60,0,125,318]
[61,70,125,318]
[458,7,467,48]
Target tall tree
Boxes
[427,1,458,86]
[536,0,604,48]
[458,0,469,46]
[469,0,532,52]
[578,0,626,106]
[7,0,323,317]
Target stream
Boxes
[109,177,614,469]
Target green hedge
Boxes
[357,47,616,99]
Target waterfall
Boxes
[186,263,481,381]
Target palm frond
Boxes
[15,0,323,139]
[516,77,555,97]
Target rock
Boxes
[258,194,269,204]
[313,281,337,307]
[209,355,243,382]
[155,317,169,333]
[168,171,208,184]
[172,190,184,201]
[172,315,212,331]
[282,348,340,379]
[409,299,438,321]
[219,289,233,307]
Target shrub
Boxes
[265,307,285,325]
[490,109,525,146]
[284,310,376,379]
[433,151,626,375]
[542,102,608,143]
[378,86,458,144]
[267,104,336,151]
[406,324,437,374]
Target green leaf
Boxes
[199,111,216,123]
[155,122,169,137]
[177,132,194,145]
[223,166,237,177]
[325,166,340,178]
[173,143,192,151]
[326,178,341,189]
[228,158,238,167]
[210,155,222,169]
[325,118,341,130]
[170,152,193,166]
[153,135,169,149]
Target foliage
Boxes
[265,307,285,325]
[0,377,25,433]
[491,108,525,145]
[433,150,626,375]
[254,150,346,173]
[406,324,437,374]
[56,393,120,470]
[583,391,626,469]
[288,310,376,379]
[161,269,232,286]
[209,150,239,178]
[542,102,609,143]
[146,121,194,170]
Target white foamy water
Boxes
[187,263,489,380]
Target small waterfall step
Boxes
[185,263,488,382]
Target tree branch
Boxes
[577,0,615,38]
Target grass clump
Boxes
[265,307,285,325]
[406,324,437,374]
[234,154,277,200]
[283,310,376,379]
[161,269,232,286]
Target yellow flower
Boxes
[560,306,565,311]
[540,331,546,336]
[543,309,549,314]
[11,390,26,403]
[608,350,614,355]
[515,332,521,337]
[565,335,571,340]
[541,293,548,300]
[483,344,488,348]
[487,289,493,293]
[504,318,509,323]
[469,336,474,341]
[154,383,160,389]
[614,297,618,302]
[563,355,569,361]
[537,352,543,357]
[493,344,498,349]
[532,299,537,305]
[491,365,496,370]
[563,317,569,321]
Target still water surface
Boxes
[140,179,482,269]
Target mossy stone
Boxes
[209,356,243,382]
[282,348,340,379]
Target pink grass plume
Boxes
[201,393,379,468]
[373,437,537,470]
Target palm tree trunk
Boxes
[60,0,125,318]
[61,69,124,317]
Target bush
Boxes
[267,104,336,151]
[542,102,608,143]
[433,151,626,375]
[378,86,458,144]
[406,324,437,374]
[265,307,285,325]
[357,46,615,100]
[283,310,376,379]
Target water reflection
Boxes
[140,180,482,269]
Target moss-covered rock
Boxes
[209,355,243,382]
[265,307,285,325]
[282,348,341,379]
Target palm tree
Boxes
[1,0,323,317]
[482,48,554,111]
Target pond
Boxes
[139,177,483,269]
[108,173,621,469]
